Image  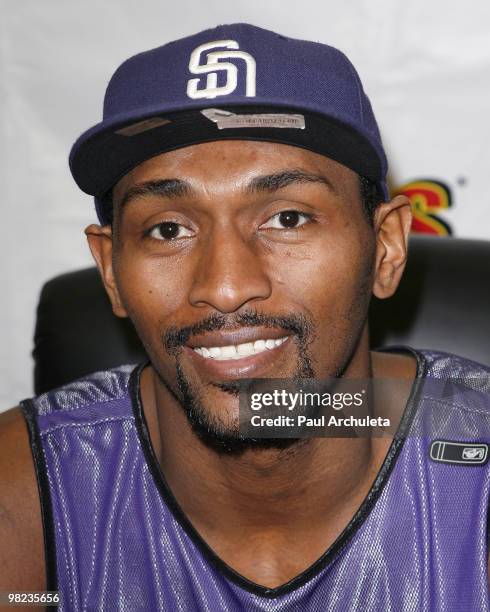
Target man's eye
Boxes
[148,222,193,241]
[261,210,311,230]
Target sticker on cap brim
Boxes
[429,440,489,465]
[116,117,171,136]
[201,108,305,130]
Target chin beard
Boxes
[155,311,364,455]
[170,315,315,455]
[151,298,370,455]
[173,361,305,455]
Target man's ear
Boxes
[85,224,128,318]
[372,195,412,299]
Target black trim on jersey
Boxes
[20,400,59,610]
[130,348,427,599]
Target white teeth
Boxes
[221,345,237,359]
[193,336,288,360]
[237,342,254,356]
[254,340,266,351]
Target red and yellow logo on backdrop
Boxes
[395,179,453,236]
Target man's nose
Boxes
[188,228,272,313]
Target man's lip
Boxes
[185,326,292,349]
[183,336,292,378]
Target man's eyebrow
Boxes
[246,169,335,194]
[119,179,193,209]
[118,169,334,210]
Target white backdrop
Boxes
[1,0,490,408]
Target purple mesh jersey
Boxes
[21,349,490,611]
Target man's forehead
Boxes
[113,140,358,201]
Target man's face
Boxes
[108,141,377,447]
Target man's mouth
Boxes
[181,326,293,378]
[192,336,288,361]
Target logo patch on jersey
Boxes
[187,40,256,99]
[429,440,489,465]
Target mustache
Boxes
[163,310,312,354]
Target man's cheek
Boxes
[113,280,168,354]
[269,254,345,308]
[117,263,187,315]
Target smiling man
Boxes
[1,23,490,611]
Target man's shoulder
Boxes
[0,407,45,591]
[0,406,34,485]
[0,363,139,592]
[25,363,138,422]
[0,406,37,514]
[418,348,490,399]
[414,348,490,424]
[419,347,490,381]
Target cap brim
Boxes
[70,105,385,223]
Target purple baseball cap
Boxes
[69,23,388,223]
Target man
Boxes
[1,23,489,611]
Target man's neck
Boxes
[138,348,417,587]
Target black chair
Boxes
[33,235,490,394]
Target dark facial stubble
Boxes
[159,311,316,455]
